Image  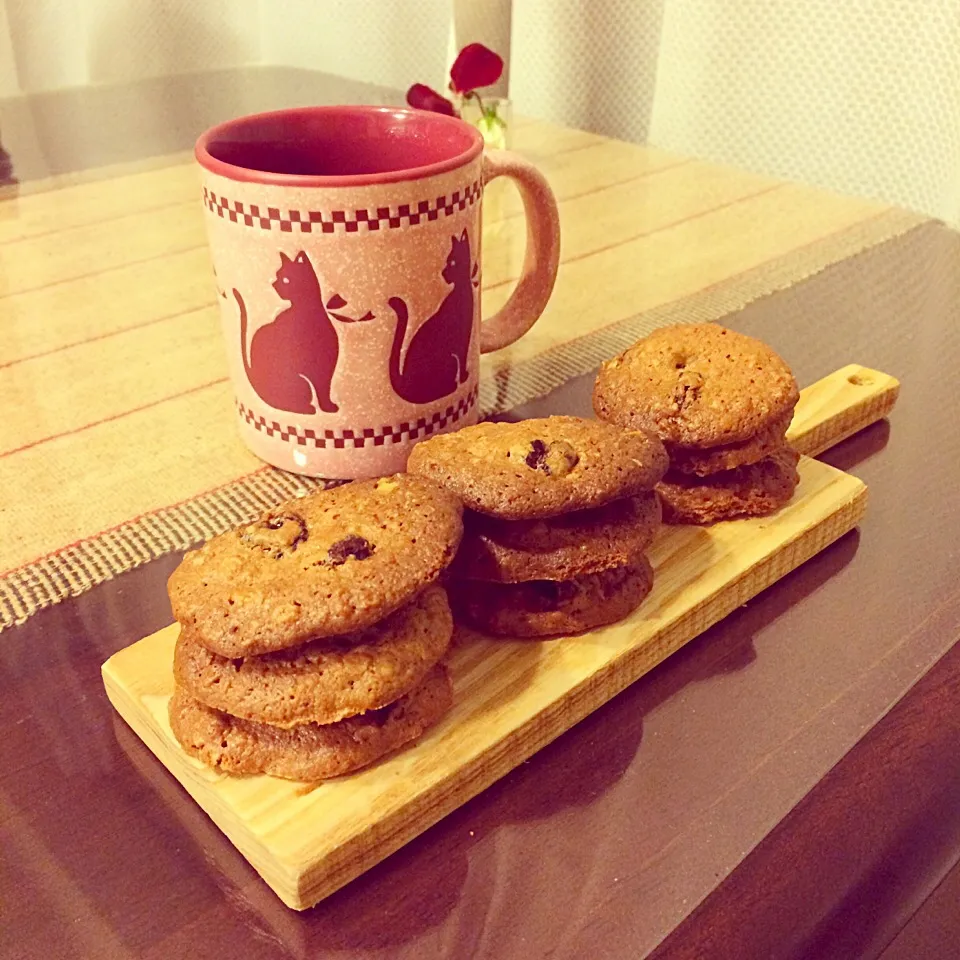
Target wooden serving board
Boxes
[102,365,898,910]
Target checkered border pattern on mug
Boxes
[203,181,482,233]
[237,387,479,448]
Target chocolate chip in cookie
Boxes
[326,535,374,566]
[508,437,580,477]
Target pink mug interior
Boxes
[196,106,483,186]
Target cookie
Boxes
[593,324,799,448]
[169,664,453,781]
[168,475,463,657]
[407,416,667,520]
[657,447,800,525]
[453,492,661,583]
[451,555,654,637]
[669,413,792,477]
[174,585,453,728]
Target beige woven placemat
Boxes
[0,207,926,631]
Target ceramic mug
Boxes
[196,105,560,478]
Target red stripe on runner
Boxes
[0,376,229,460]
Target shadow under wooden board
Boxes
[102,364,898,910]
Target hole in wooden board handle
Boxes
[788,365,900,457]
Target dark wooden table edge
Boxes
[650,627,960,960]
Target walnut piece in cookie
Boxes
[672,369,704,412]
[407,415,667,520]
[239,513,308,560]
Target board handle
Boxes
[787,364,900,458]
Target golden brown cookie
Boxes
[453,493,661,583]
[174,585,453,728]
[593,324,799,448]
[450,555,654,637]
[658,447,801,525]
[167,475,463,657]
[669,413,792,476]
[169,664,453,782]
[406,416,667,520]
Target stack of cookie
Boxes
[407,416,668,637]
[166,475,463,781]
[593,324,800,525]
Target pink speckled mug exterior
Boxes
[196,106,560,479]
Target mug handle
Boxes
[479,150,561,353]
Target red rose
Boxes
[406,43,505,119]
[406,83,457,116]
[449,43,504,94]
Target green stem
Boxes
[462,89,485,113]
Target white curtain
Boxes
[0,0,454,96]
[510,0,960,225]
[3,0,958,224]
[1,0,262,94]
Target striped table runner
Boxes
[0,119,927,629]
